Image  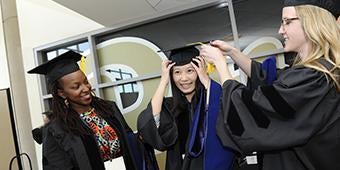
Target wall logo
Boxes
[84,37,167,120]
[100,64,143,114]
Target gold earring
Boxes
[64,98,69,107]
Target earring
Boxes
[64,98,69,107]
[91,90,96,97]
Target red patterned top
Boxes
[80,108,122,161]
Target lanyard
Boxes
[187,80,211,157]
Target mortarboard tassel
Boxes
[80,55,86,73]
[206,63,215,73]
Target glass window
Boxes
[46,51,57,60]
[79,42,89,52]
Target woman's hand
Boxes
[207,40,252,77]
[160,59,176,86]
[209,40,237,56]
[200,44,226,65]
[191,56,210,89]
[200,43,234,84]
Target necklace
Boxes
[82,107,95,116]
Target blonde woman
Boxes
[200,0,340,169]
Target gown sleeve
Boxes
[32,127,43,144]
[216,63,338,154]
[247,60,286,89]
[137,98,178,151]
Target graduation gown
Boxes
[138,80,234,170]
[32,127,44,144]
[43,101,150,170]
[216,61,340,170]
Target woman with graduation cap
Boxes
[200,0,340,169]
[137,45,234,170]
[28,50,158,170]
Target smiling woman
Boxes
[137,45,234,170]
[199,0,340,169]
[27,50,158,170]
[57,70,93,113]
[172,64,198,98]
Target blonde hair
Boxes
[293,5,340,91]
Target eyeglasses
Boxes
[281,17,299,28]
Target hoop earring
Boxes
[64,98,69,107]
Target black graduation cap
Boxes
[160,42,206,66]
[283,0,340,18]
[27,50,82,83]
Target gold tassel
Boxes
[206,63,216,73]
[80,55,86,73]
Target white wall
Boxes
[0,4,9,90]
[15,0,103,169]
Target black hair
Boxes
[169,67,204,117]
[169,66,204,153]
[50,80,116,135]
[41,110,54,121]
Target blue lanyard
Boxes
[187,91,208,157]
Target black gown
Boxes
[138,96,197,170]
[42,100,148,170]
[32,126,44,144]
[216,61,340,170]
[138,80,234,170]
